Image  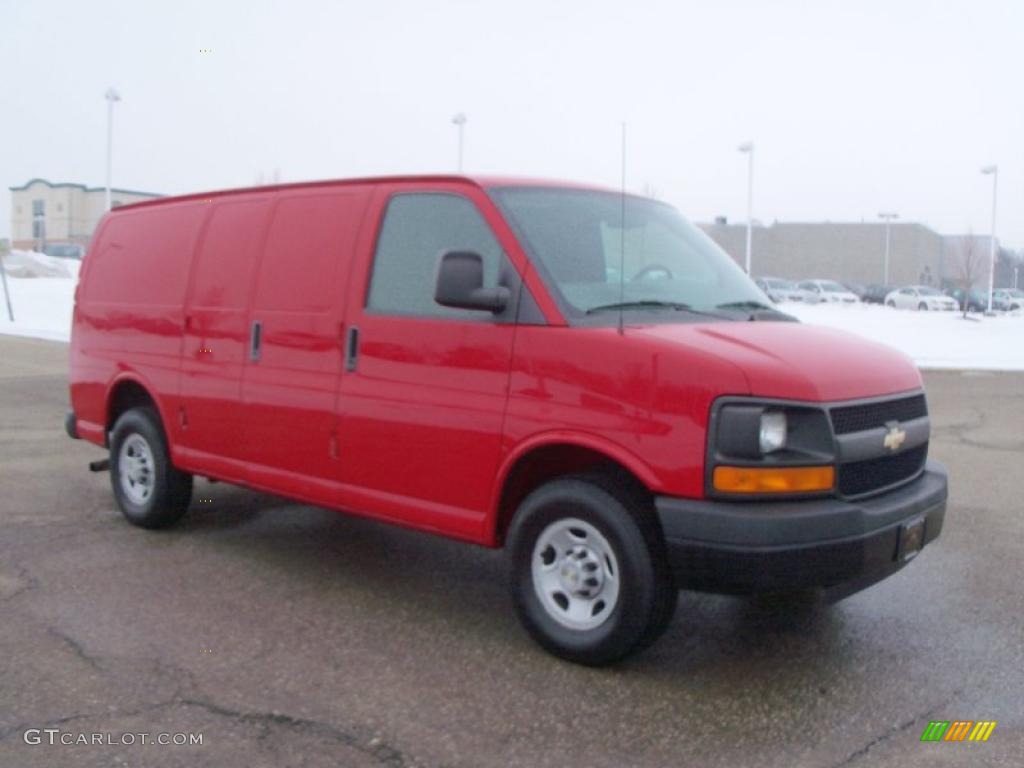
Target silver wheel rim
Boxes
[531,518,621,631]
[119,433,154,505]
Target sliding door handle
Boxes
[250,320,262,362]
[345,326,359,372]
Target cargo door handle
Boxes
[345,326,359,372]
[250,320,262,362]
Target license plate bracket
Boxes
[898,516,926,562]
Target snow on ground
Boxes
[786,302,1023,371]
[0,253,79,342]
[0,252,1021,370]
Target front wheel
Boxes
[110,407,193,529]
[918,302,928,311]
[507,475,677,665]
[886,300,896,308]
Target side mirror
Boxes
[434,251,510,313]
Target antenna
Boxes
[618,122,626,336]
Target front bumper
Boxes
[656,460,947,595]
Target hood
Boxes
[633,320,922,402]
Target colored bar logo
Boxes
[921,720,996,742]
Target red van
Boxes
[67,176,947,664]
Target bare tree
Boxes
[951,233,985,316]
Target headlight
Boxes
[709,400,836,497]
[759,411,787,453]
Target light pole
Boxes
[878,212,899,284]
[104,88,121,211]
[981,165,998,312]
[738,141,754,274]
[452,112,467,173]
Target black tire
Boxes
[109,407,192,529]
[507,474,677,666]
[918,302,928,311]
[886,300,895,308]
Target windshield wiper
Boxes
[586,301,730,320]
[715,300,796,322]
[715,300,777,311]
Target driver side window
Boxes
[367,193,508,320]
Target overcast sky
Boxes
[2,0,1021,247]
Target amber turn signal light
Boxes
[713,465,835,494]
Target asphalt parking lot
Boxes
[1,334,1021,767]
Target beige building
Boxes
[9,178,162,251]
[700,219,996,289]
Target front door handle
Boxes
[250,320,262,362]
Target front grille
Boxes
[830,394,927,435]
[838,443,928,497]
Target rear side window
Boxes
[86,204,206,304]
[367,193,505,319]
[253,192,366,313]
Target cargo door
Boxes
[239,188,369,501]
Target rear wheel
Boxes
[507,475,677,665]
[886,300,896,308]
[109,407,192,529]
[918,302,928,311]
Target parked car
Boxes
[862,284,895,304]
[842,282,868,300]
[993,289,1024,311]
[43,242,86,260]
[66,176,947,665]
[796,279,860,304]
[886,286,958,311]
[944,287,988,313]
[754,277,811,303]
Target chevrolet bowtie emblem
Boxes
[883,423,907,452]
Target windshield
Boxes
[765,278,796,289]
[822,281,847,292]
[917,287,943,296]
[489,187,766,319]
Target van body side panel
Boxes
[493,325,752,529]
[175,195,273,478]
[71,203,210,441]
[336,183,519,541]
[69,218,113,446]
[238,187,372,499]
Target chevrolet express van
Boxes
[67,176,947,664]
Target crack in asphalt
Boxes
[828,691,961,767]
[932,409,1024,454]
[171,698,410,766]
[0,562,36,601]
[2,614,411,765]
[46,627,104,672]
[1,697,410,766]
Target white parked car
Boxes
[797,280,860,304]
[885,285,958,311]
[993,289,1024,311]
[755,277,814,303]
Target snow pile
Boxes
[1,249,75,278]
[786,302,1024,371]
[0,252,79,342]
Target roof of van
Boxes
[108,175,616,213]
